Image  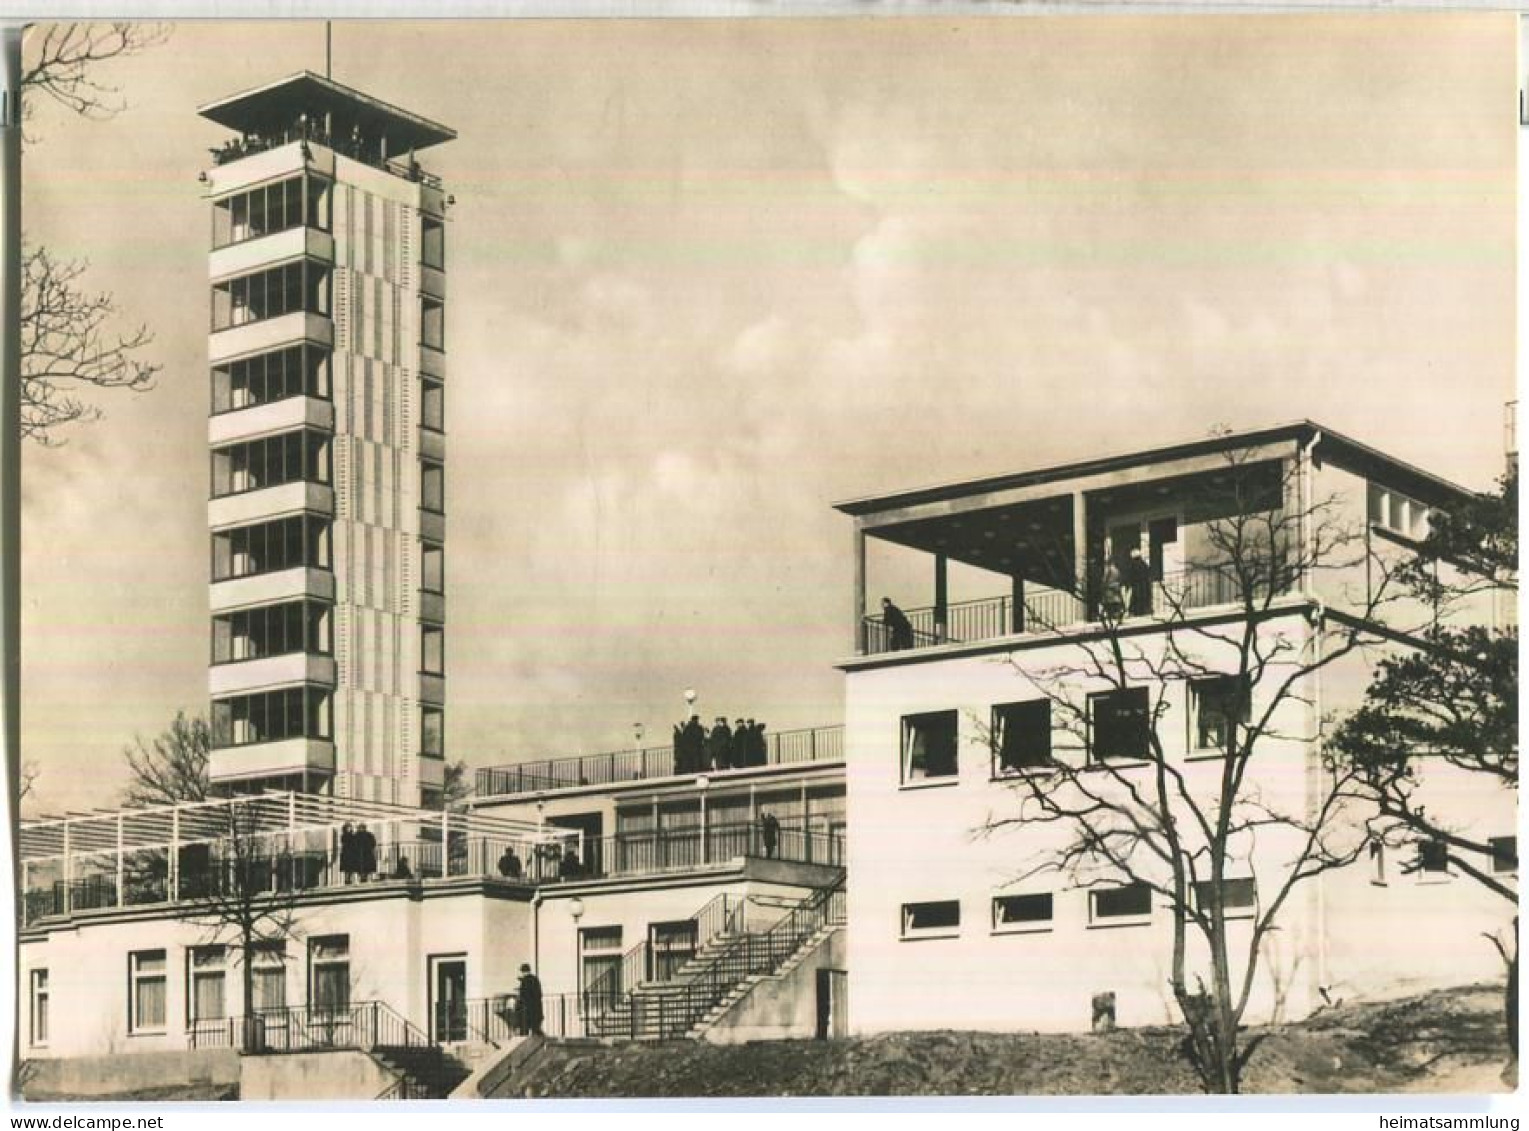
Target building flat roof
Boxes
[832,420,1479,517]
[198,71,456,152]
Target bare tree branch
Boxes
[21,23,170,123]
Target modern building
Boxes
[200,72,454,807]
[836,422,1514,1034]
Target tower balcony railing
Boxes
[475,723,844,800]
[860,564,1296,657]
[210,128,443,188]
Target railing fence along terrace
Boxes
[476,723,844,798]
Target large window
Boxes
[1089,688,1150,763]
[212,515,331,582]
[211,429,331,498]
[421,379,445,432]
[1367,483,1430,542]
[211,686,332,748]
[580,926,623,998]
[422,543,444,593]
[1190,675,1249,753]
[1416,839,1450,879]
[309,936,350,1016]
[421,296,445,350]
[1089,883,1152,925]
[991,700,1051,773]
[29,970,48,1046]
[211,600,332,664]
[992,893,1053,932]
[212,173,332,247]
[902,710,958,782]
[421,625,445,675]
[421,214,445,270]
[421,706,445,759]
[649,921,697,982]
[421,461,445,513]
[129,950,168,1033]
[212,344,331,414]
[1190,877,1257,919]
[901,900,960,938]
[212,259,331,331]
[187,946,227,1024]
[251,943,287,1014]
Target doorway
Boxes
[429,954,468,1043]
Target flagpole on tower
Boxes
[326,21,332,79]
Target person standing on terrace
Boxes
[881,597,914,650]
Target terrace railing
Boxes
[186,999,431,1055]
[476,723,844,799]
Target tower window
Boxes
[212,344,330,414]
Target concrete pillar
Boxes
[1011,574,1026,634]
[852,526,866,653]
[934,553,948,641]
[1072,491,1088,609]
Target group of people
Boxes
[671,716,770,774]
[1099,547,1155,619]
[497,844,589,882]
[338,822,379,884]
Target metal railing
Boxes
[209,128,444,188]
[475,723,844,799]
[563,823,844,882]
[861,564,1297,656]
[186,999,431,1055]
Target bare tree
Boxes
[19,22,169,443]
[983,447,1393,1093]
[122,710,210,807]
[441,759,473,809]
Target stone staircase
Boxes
[372,1043,474,1099]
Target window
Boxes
[309,936,350,1016]
[991,700,1051,773]
[1369,838,1387,886]
[1416,839,1450,878]
[1190,877,1257,918]
[421,460,445,513]
[580,927,623,999]
[901,900,960,938]
[212,515,332,583]
[1491,836,1518,874]
[212,173,331,247]
[421,296,445,350]
[1089,883,1152,925]
[211,259,331,331]
[421,215,445,270]
[251,943,286,1014]
[1190,675,1249,753]
[422,543,444,593]
[129,950,168,1033]
[210,429,331,498]
[421,625,445,675]
[188,946,227,1024]
[30,970,48,1046]
[992,893,1053,932]
[211,600,332,664]
[212,344,331,414]
[211,686,332,748]
[421,380,445,432]
[1367,483,1430,542]
[649,921,697,982]
[901,710,958,782]
[1090,688,1150,763]
[421,706,445,759]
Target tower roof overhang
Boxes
[198,71,456,152]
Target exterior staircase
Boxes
[372,1042,473,1099]
[584,871,846,1042]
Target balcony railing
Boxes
[475,723,844,799]
[187,999,428,1055]
[861,564,1294,656]
[210,128,444,189]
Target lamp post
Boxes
[684,688,697,720]
[569,896,585,1031]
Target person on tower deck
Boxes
[558,846,583,881]
[355,823,378,882]
[683,716,707,772]
[498,846,523,880]
[708,717,733,772]
[672,722,685,775]
[733,719,750,770]
[1127,547,1154,617]
[881,597,914,651]
[1099,553,1126,621]
[339,822,358,885]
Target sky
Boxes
[18,14,1517,817]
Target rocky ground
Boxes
[508,983,1513,1098]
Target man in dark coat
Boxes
[707,718,733,772]
[760,811,780,859]
[339,822,358,885]
[682,716,706,773]
[881,597,914,650]
[356,822,378,881]
[498,846,523,879]
[516,964,544,1036]
[1126,547,1153,617]
[672,723,685,774]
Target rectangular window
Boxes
[1089,688,1150,763]
[901,900,960,938]
[309,936,350,1015]
[129,950,168,1033]
[992,893,1053,932]
[211,429,331,498]
[1491,836,1518,874]
[649,921,698,982]
[1417,839,1450,877]
[30,970,48,1046]
[421,706,445,759]
[580,926,624,998]
[421,543,444,593]
[187,946,227,1023]
[422,625,445,675]
[1367,483,1430,541]
[1089,883,1152,925]
[421,215,445,270]
[212,515,331,582]
[421,461,445,512]
[212,173,332,248]
[1190,675,1249,753]
[1190,877,1257,918]
[211,344,331,414]
[212,260,330,332]
[991,700,1050,773]
[251,943,286,1014]
[901,710,958,782]
[421,296,445,350]
[421,379,445,432]
[211,686,332,748]
[211,600,331,664]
